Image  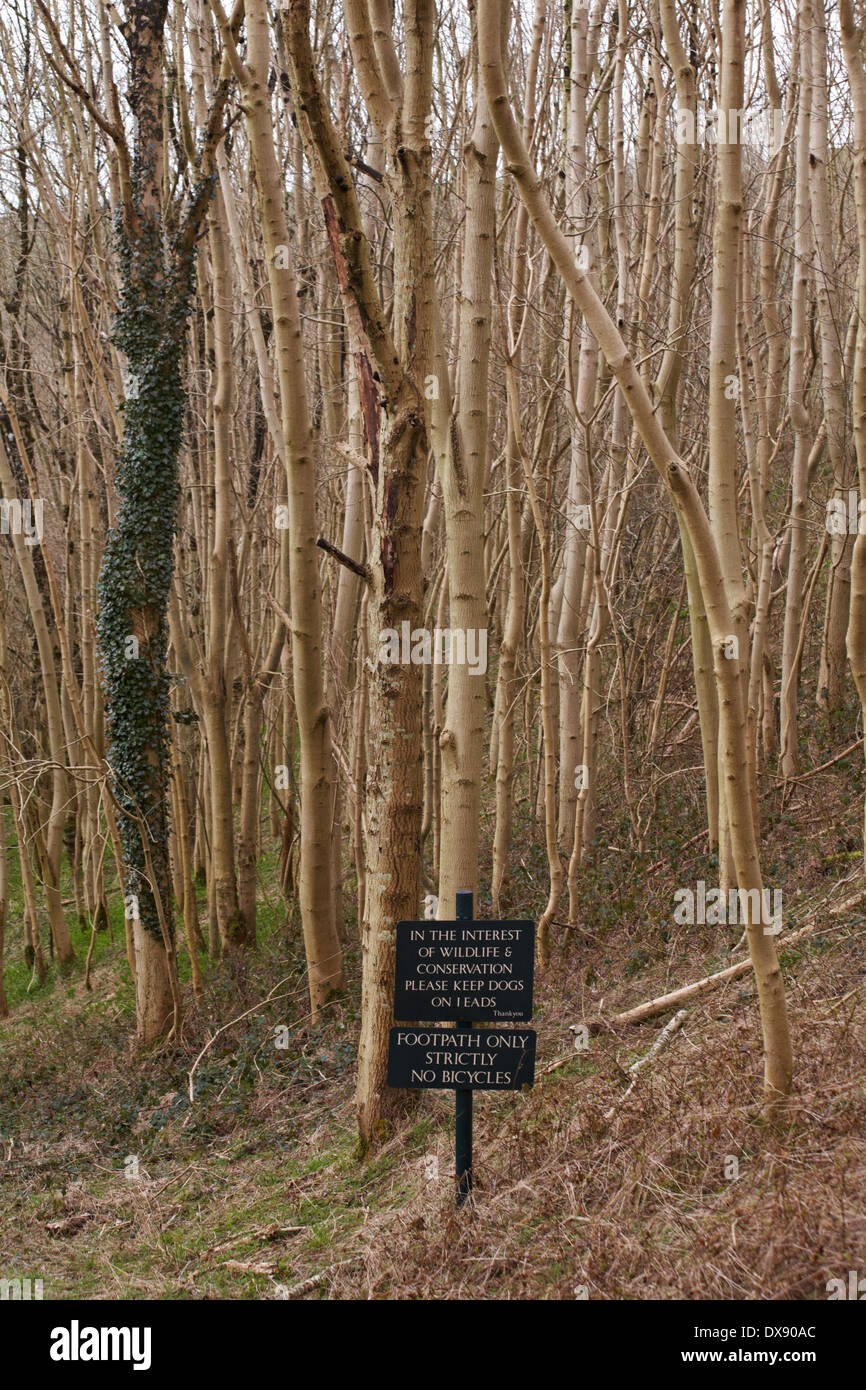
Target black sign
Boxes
[393,919,535,1021]
[387,1027,536,1090]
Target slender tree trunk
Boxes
[436,18,498,914]
[220,0,344,1006]
[841,0,866,868]
[479,0,793,1105]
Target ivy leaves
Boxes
[96,213,194,938]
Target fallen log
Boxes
[603,1009,688,1120]
[576,921,823,1034]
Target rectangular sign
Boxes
[387,1027,536,1091]
[393,919,535,1021]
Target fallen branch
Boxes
[578,921,824,1033]
[774,738,863,787]
[276,1271,323,1298]
[203,1225,307,1259]
[274,1261,354,1299]
[831,884,866,915]
[603,1009,687,1120]
[187,977,293,1102]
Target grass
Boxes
[2,757,866,1298]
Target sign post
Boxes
[455,889,473,1207]
[387,891,536,1209]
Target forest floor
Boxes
[2,756,866,1300]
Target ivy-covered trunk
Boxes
[97,226,192,1042]
[94,0,221,1043]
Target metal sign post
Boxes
[455,889,473,1207]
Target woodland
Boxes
[0,0,865,1303]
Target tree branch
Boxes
[316,537,371,584]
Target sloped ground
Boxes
[1,774,865,1300]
